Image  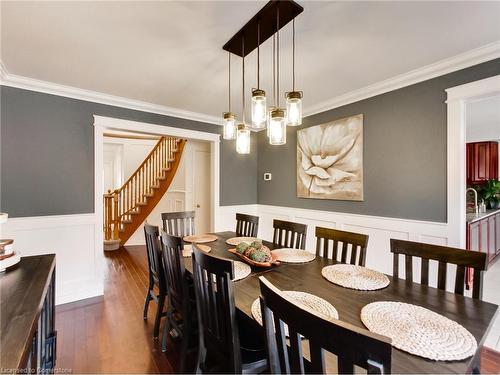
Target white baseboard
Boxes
[1,213,104,305]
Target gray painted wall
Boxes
[0,86,257,217]
[257,58,500,223]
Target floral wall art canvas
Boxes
[297,114,363,201]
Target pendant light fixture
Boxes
[251,22,267,129]
[236,38,251,154]
[269,7,286,146]
[223,52,237,140]
[286,18,303,126]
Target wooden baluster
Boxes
[113,193,119,240]
[103,195,109,240]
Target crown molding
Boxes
[303,40,500,117]
[0,63,221,125]
[1,41,499,124]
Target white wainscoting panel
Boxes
[1,214,103,305]
[216,204,452,287]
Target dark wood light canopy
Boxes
[222,0,304,57]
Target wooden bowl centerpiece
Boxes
[228,241,280,268]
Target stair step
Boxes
[162,167,171,172]
[136,201,147,206]
[121,218,133,224]
[130,210,141,215]
[144,192,154,197]
[151,184,161,189]
[104,239,120,251]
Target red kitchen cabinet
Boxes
[466,141,498,185]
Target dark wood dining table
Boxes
[184,231,499,374]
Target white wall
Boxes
[103,137,211,245]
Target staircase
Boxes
[103,136,186,250]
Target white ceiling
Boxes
[1,1,500,122]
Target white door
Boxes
[193,149,211,233]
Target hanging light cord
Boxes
[272,33,276,107]
[292,18,295,92]
[257,22,260,89]
[242,37,245,124]
[276,6,280,108]
[228,52,231,112]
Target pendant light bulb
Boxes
[223,112,237,140]
[251,89,267,129]
[269,108,286,145]
[286,91,302,126]
[286,18,303,126]
[223,52,237,140]
[236,123,251,154]
[251,22,267,129]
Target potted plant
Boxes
[479,179,500,209]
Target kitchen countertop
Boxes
[466,208,500,223]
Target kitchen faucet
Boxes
[466,187,479,214]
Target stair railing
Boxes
[103,136,181,241]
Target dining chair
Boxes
[143,223,167,339]
[161,211,195,237]
[236,213,260,237]
[390,239,488,299]
[272,219,307,249]
[315,226,369,266]
[191,245,268,374]
[160,231,197,372]
[258,276,392,374]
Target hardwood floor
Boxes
[55,245,500,374]
[56,246,174,373]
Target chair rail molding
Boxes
[446,74,500,249]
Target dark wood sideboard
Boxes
[0,254,56,373]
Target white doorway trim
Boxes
[93,115,220,258]
[446,74,500,248]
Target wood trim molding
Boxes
[304,41,500,117]
[446,74,500,249]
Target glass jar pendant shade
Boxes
[251,89,267,128]
[269,108,286,145]
[236,124,250,154]
[286,91,303,126]
[222,112,237,140]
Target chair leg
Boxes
[195,346,206,374]
[161,309,172,352]
[143,292,152,320]
[153,294,165,339]
[179,327,191,373]
[143,278,154,319]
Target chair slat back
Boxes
[272,219,307,249]
[390,239,488,299]
[315,227,369,266]
[161,211,195,237]
[235,213,259,237]
[144,223,165,290]
[259,277,392,374]
[160,232,189,312]
[191,245,242,373]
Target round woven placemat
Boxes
[226,237,261,246]
[183,234,217,243]
[233,261,251,281]
[321,264,389,291]
[361,301,477,361]
[271,248,316,263]
[251,291,339,326]
[182,244,211,258]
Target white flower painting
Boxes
[297,114,363,201]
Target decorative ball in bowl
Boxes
[228,241,279,267]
